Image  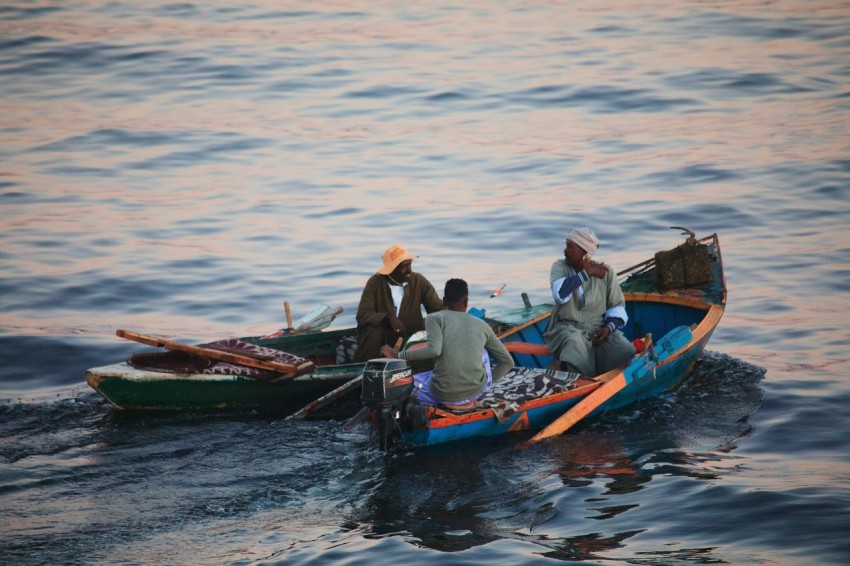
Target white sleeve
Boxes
[604,305,628,326]
[551,277,571,304]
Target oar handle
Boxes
[286,374,363,420]
[284,301,293,330]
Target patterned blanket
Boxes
[428,366,581,422]
[127,338,314,380]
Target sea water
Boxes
[1,1,848,564]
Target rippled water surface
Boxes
[1,1,849,564]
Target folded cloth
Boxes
[413,366,581,423]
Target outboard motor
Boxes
[361,358,414,450]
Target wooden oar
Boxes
[526,334,653,444]
[525,372,627,444]
[116,329,313,377]
[286,372,365,420]
[286,337,403,420]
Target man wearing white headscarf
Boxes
[543,228,636,376]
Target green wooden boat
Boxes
[86,305,553,413]
[86,327,362,412]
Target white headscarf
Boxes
[566,227,599,257]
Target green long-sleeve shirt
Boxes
[398,310,514,402]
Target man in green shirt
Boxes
[380,278,513,410]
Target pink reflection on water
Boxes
[0,1,846,379]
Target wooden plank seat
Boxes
[503,341,553,356]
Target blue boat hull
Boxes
[387,233,726,448]
[402,321,708,447]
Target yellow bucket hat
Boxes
[377,245,418,275]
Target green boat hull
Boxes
[87,327,363,412]
[87,305,555,413]
[87,362,362,411]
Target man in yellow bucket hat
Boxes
[354,244,444,362]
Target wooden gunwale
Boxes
[493,312,552,340]
[623,295,723,361]
[623,291,717,310]
[655,305,724,368]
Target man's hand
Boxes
[387,313,406,336]
[592,325,612,346]
[585,261,609,279]
[380,344,397,358]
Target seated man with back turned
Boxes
[355,244,445,363]
[544,227,636,376]
[380,278,514,410]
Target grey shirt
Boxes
[398,310,514,402]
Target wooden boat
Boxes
[86,327,364,412]
[86,304,554,413]
[354,230,726,450]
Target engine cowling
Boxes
[361,358,414,408]
[360,358,414,451]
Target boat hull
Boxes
[86,362,362,411]
[399,320,708,447]
[86,327,364,412]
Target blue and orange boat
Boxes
[354,229,726,449]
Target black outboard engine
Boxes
[361,358,414,450]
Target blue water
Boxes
[2,1,849,564]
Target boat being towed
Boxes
[86,301,553,414]
[353,229,726,450]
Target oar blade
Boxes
[342,406,371,431]
[526,373,628,444]
[286,375,362,420]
